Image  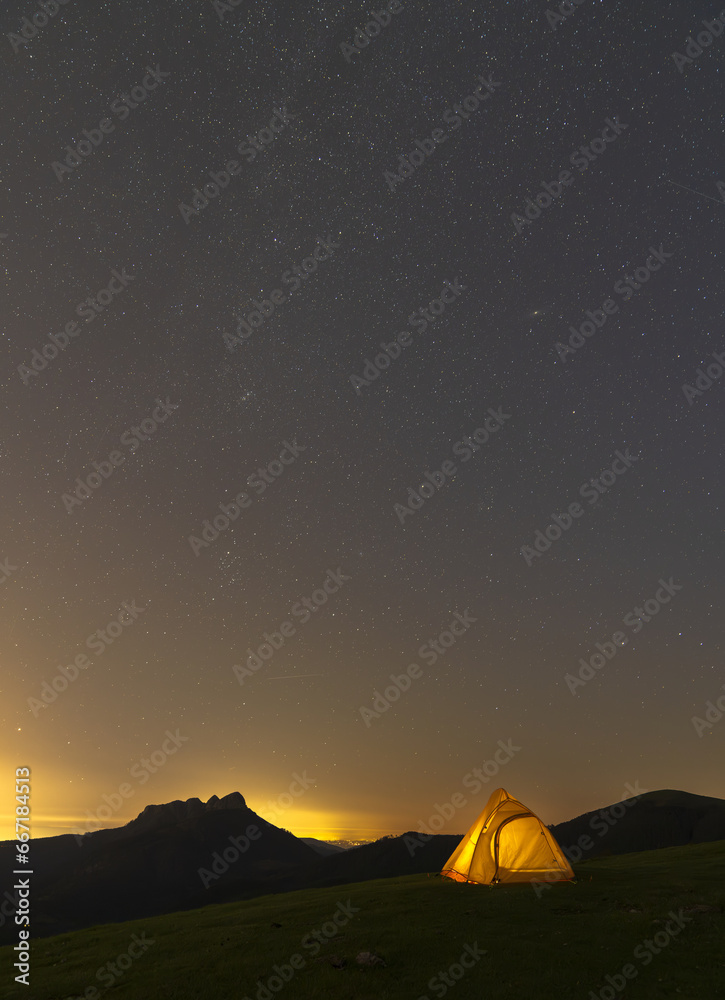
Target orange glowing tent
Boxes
[441,787,574,884]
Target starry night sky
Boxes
[1,0,723,841]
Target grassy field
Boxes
[3,840,724,999]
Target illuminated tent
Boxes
[441,787,574,884]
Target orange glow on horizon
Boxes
[0,809,397,844]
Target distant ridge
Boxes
[299,837,347,856]
[1,788,722,943]
[549,789,725,860]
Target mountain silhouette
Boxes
[0,793,316,940]
[549,789,725,861]
[121,791,249,833]
[1,788,723,942]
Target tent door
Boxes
[491,811,533,881]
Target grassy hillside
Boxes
[2,840,724,999]
[551,789,725,860]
